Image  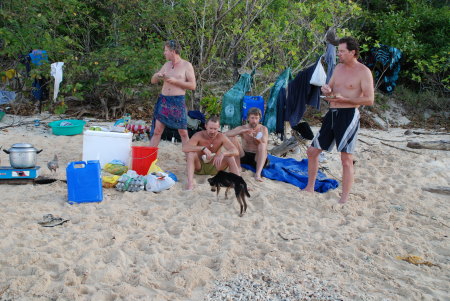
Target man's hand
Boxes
[213,153,224,168]
[164,76,177,85]
[325,93,343,102]
[203,147,213,158]
[321,84,332,95]
[241,128,253,135]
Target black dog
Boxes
[207,171,251,216]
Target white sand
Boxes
[0,114,449,300]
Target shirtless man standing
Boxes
[225,108,269,182]
[150,40,196,147]
[182,115,240,190]
[304,37,374,203]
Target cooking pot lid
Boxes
[11,143,34,148]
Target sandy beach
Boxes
[0,113,449,300]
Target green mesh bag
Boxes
[220,72,253,129]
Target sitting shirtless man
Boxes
[225,107,269,182]
[182,115,239,190]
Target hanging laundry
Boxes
[275,87,287,139]
[0,91,16,104]
[365,45,402,93]
[324,43,336,83]
[263,68,292,133]
[50,62,64,102]
[285,61,321,129]
[1,69,17,82]
[29,49,48,66]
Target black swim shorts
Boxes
[240,151,269,168]
[311,108,360,154]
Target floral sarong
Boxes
[150,94,187,137]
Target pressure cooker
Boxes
[3,143,43,168]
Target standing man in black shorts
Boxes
[225,107,269,182]
[304,37,374,203]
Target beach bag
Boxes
[309,60,326,86]
[220,72,254,129]
[145,172,175,192]
[103,163,128,175]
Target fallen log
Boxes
[406,140,450,151]
[405,130,449,136]
[422,186,450,195]
[269,136,299,157]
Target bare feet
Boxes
[303,185,314,193]
[254,175,264,182]
[338,197,348,204]
[185,182,196,191]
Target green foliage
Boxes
[200,95,221,117]
[1,0,446,116]
[54,102,68,114]
[355,0,450,94]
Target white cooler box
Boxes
[82,130,133,167]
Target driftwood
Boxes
[359,133,404,143]
[422,186,450,195]
[380,141,421,154]
[269,136,299,157]
[405,130,449,136]
[407,140,450,151]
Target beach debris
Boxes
[396,255,439,267]
[407,140,450,151]
[205,270,344,300]
[47,154,59,173]
[422,186,450,195]
[37,214,69,227]
[278,232,302,241]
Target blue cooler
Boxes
[66,161,103,204]
[242,96,265,120]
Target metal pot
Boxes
[3,143,43,168]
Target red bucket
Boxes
[131,146,158,175]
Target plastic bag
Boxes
[103,163,128,175]
[147,159,164,174]
[102,175,120,188]
[145,172,175,192]
[309,60,327,86]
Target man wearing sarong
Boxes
[182,116,240,190]
[150,40,196,147]
[304,37,374,204]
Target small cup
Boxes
[34,119,40,127]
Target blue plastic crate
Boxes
[66,161,103,204]
[242,96,265,120]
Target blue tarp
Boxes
[0,91,16,104]
[242,154,338,193]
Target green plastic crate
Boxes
[48,119,86,136]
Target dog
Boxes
[207,171,250,216]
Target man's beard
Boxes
[249,122,258,129]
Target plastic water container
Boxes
[82,130,132,168]
[66,161,103,204]
[131,146,158,175]
[242,96,265,120]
